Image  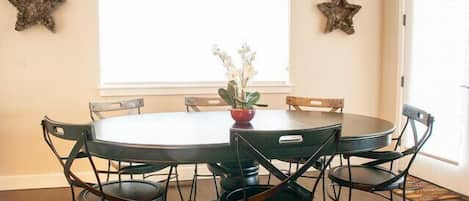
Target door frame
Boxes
[397,0,469,196]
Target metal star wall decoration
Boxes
[8,0,65,33]
[317,0,361,35]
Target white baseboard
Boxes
[0,158,358,191]
[0,172,94,191]
[0,165,190,191]
[0,161,293,191]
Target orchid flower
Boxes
[214,43,260,109]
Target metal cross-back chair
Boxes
[286,96,344,113]
[328,104,434,201]
[41,116,166,201]
[89,98,145,121]
[185,96,229,112]
[274,96,344,200]
[221,124,342,201]
[89,98,183,200]
[184,96,230,201]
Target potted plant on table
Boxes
[213,44,265,124]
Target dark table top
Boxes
[89,110,395,163]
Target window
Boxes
[99,0,291,95]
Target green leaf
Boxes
[227,81,237,97]
[218,88,234,106]
[246,91,260,107]
[227,81,238,108]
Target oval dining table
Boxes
[88,110,395,193]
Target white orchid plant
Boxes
[213,44,264,109]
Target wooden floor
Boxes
[0,175,396,201]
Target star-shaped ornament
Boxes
[8,0,65,33]
[317,0,361,35]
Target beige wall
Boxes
[0,0,383,179]
[291,0,382,115]
[379,0,401,123]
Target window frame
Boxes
[97,0,293,96]
[99,81,293,96]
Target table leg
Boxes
[218,161,259,193]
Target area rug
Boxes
[392,175,469,201]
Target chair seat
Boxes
[78,180,164,201]
[328,165,404,191]
[220,185,306,201]
[345,151,403,161]
[116,163,170,175]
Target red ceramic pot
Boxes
[230,109,255,124]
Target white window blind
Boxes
[99,0,290,87]
[405,0,469,163]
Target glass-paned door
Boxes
[404,0,469,163]
[403,0,469,194]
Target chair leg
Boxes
[163,166,174,201]
[106,160,111,182]
[189,163,198,201]
[338,186,342,200]
[174,166,184,201]
[390,190,394,201]
[212,173,220,199]
[267,172,272,185]
[402,188,406,201]
[194,165,198,201]
[339,154,343,166]
[321,172,326,201]
[70,185,76,201]
[118,161,122,182]
[402,177,407,201]
[322,158,326,201]
[267,160,272,185]
[347,157,352,201]
[348,187,352,201]
[188,175,195,201]
[129,162,133,180]
[331,184,341,201]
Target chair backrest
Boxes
[397,104,434,168]
[230,125,342,200]
[89,98,144,121]
[42,116,91,141]
[184,97,229,112]
[364,104,434,189]
[41,116,130,201]
[286,96,344,112]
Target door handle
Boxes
[460,85,469,89]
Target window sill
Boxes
[99,82,294,96]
